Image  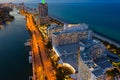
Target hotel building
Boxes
[36,3,49,25]
[52,23,92,47]
[50,23,119,80]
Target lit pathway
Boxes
[25,12,56,80]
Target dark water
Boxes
[48,3,120,44]
[26,3,120,44]
[0,9,30,80]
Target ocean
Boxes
[26,2,120,44]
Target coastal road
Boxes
[26,13,56,80]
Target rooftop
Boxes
[64,23,89,30]
[55,43,79,71]
[53,23,90,35]
[94,57,112,69]
[47,24,63,30]
[92,69,104,77]
[79,39,99,48]
[80,49,112,77]
[53,28,89,35]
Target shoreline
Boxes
[50,15,71,24]
[92,30,120,44]
[50,15,120,48]
[93,33,120,48]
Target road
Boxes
[26,13,56,80]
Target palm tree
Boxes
[105,68,120,79]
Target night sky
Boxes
[0,0,120,3]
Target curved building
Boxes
[78,42,112,80]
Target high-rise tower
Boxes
[38,3,48,17]
[37,0,49,25]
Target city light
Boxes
[42,0,45,4]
